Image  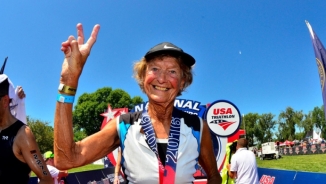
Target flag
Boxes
[306,20,326,118]
[0,57,8,74]
[100,105,128,169]
[103,155,114,168]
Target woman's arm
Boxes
[198,120,222,184]
[54,23,120,170]
[114,147,122,184]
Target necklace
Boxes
[140,109,182,184]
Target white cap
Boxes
[0,74,7,83]
[8,78,15,99]
[0,74,15,99]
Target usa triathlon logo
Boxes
[205,100,241,137]
[210,120,236,130]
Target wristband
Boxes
[58,84,77,95]
[57,94,75,104]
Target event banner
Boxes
[29,167,126,184]
[279,143,326,155]
[258,168,326,184]
[29,167,326,184]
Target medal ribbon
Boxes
[140,109,181,184]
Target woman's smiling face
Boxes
[144,56,185,104]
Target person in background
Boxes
[40,151,68,184]
[0,57,27,124]
[221,141,237,184]
[0,74,52,184]
[54,23,222,184]
[114,147,122,184]
[227,138,259,184]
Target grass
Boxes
[30,164,104,177]
[257,154,326,173]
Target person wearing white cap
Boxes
[0,57,27,124]
[227,138,259,184]
[54,23,221,184]
[0,74,53,184]
[38,151,68,184]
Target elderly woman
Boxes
[54,23,221,184]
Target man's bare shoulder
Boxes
[15,124,34,141]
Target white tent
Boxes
[313,130,322,142]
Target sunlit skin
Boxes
[0,94,53,183]
[144,57,186,138]
[54,23,221,183]
[145,57,184,105]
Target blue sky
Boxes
[1,1,326,126]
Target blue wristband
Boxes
[57,94,75,104]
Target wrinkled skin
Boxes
[54,23,221,184]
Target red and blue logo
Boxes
[205,100,241,137]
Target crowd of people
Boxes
[306,138,325,145]
[0,23,260,184]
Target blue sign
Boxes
[131,98,207,118]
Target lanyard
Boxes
[140,109,181,184]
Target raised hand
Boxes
[60,23,100,85]
[16,86,26,99]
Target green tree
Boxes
[312,105,326,138]
[255,113,276,144]
[294,132,305,140]
[297,112,314,139]
[73,87,143,135]
[242,113,260,146]
[278,107,303,141]
[276,122,289,142]
[73,128,87,142]
[27,117,53,153]
[132,96,144,106]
